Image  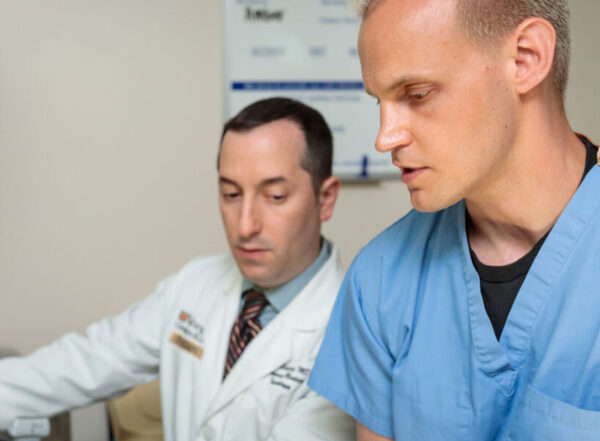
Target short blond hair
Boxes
[357,0,570,97]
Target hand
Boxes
[357,422,393,441]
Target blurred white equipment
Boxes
[0,417,50,441]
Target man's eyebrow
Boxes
[365,75,424,97]
[219,176,239,186]
[260,176,287,186]
[218,175,288,186]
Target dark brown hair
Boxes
[219,97,333,194]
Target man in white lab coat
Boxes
[0,97,354,441]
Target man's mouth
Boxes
[401,167,427,184]
[236,246,269,259]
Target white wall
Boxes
[0,0,410,356]
[0,0,598,438]
[0,0,225,354]
[565,0,600,135]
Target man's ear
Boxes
[317,175,340,222]
[509,17,556,95]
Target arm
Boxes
[308,250,400,440]
[357,422,393,441]
[0,275,174,429]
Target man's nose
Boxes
[238,199,261,238]
[374,104,412,153]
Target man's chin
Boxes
[236,263,276,289]
[242,273,279,290]
[410,191,460,213]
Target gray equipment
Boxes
[0,418,51,441]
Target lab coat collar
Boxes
[206,314,294,418]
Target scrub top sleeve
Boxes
[309,258,395,439]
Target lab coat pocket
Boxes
[506,386,600,441]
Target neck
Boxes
[466,97,585,266]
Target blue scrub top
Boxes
[309,165,600,440]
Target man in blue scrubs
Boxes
[309,0,600,440]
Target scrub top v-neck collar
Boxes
[457,164,600,393]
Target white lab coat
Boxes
[0,244,354,441]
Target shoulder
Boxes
[348,207,445,294]
[319,241,345,283]
[352,207,449,272]
[178,253,237,276]
[345,206,459,341]
[160,253,241,297]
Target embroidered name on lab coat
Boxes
[270,365,311,389]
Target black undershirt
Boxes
[470,136,598,340]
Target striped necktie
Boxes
[223,289,269,379]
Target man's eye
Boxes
[408,89,432,100]
[269,194,286,202]
[222,192,240,200]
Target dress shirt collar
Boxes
[240,238,331,313]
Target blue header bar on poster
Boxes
[232,81,364,91]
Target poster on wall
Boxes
[223,0,399,180]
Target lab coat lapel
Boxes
[193,265,243,418]
[205,312,294,417]
[203,244,343,419]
